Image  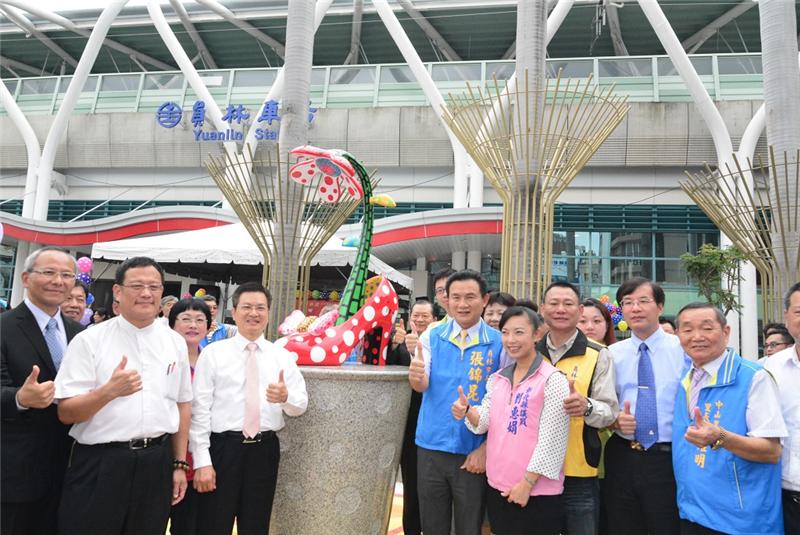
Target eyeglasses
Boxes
[434,287,447,296]
[621,297,655,308]
[237,304,268,314]
[176,316,207,326]
[30,269,76,280]
[121,283,163,293]
[765,341,789,350]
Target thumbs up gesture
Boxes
[563,379,589,417]
[684,408,721,448]
[16,365,56,409]
[408,343,427,391]
[267,370,288,403]
[451,385,469,420]
[392,318,407,347]
[103,356,142,399]
[405,320,420,354]
[615,400,637,435]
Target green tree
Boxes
[681,244,748,315]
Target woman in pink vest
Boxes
[452,306,570,535]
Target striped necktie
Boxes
[635,342,658,449]
[44,318,65,370]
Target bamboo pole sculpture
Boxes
[443,73,629,300]
[681,148,800,321]
[205,146,365,338]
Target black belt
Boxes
[85,433,170,450]
[614,433,672,453]
[212,430,276,444]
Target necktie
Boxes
[459,329,469,350]
[689,367,707,416]
[243,342,260,439]
[635,342,658,449]
[44,318,65,370]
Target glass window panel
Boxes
[552,257,583,284]
[3,78,19,94]
[311,68,327,85]
[658,56,712,76]
[609,232,652,257]
[598,58,652,77]
[611,258,652,284]
[58,75,98,93]
[656,232,720,258]
[718,56,762,75]
[100,74,140,91]
[196,71,230,87]
[20,78,57,95]
[486,62,514,81]
[330,67,375,85]
[431,63,481,82]
[655,260,690,286]
[380,65,415,84]
[143,73,184,90]
[546,59,592,78]
[233,70,275,88]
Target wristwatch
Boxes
[584,399,594,417]
[711,427,726,450]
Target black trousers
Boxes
[2,495,61,535]
[196,431,280,535]
[486,484,562,535]
[604,434,680,535]
[784,489,800,535]
[58,437,173,535]
[400,391,422,535]
[679,520,727,535]
[170,483,199,535]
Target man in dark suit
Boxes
[1,247,83,534]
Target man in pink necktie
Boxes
[189,282,308,535]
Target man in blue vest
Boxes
[672,302,786,534]
[408,270,502,535]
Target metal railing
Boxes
[0,53,764,116]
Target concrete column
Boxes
[10,241,30,307]
[467,250,481,272]
[451,251,466,271]
[411,257,429,300]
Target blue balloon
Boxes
[86,292,95,306]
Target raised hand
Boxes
[16,365,55,409]
[408,343,427,389]
[392,318,406,347]
[405,321,419,354]
[684,408,719,448]
[266,369,288,403]
[616,400,637,435]
[563,379,588,417]
[103,356,142,399]
[451,385,469,420]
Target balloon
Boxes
[599,295,610,304]
[181,292,193,299]
[618,320,628,332]
[194,288,207,297]
[329,290,340,302]
[86,292,95,306]
[76,257,93,274]
[311,290,321,300]
[81,308,93,326]
[77,272,92,285]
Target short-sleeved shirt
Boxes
[764,345,800,491]
[55,316,192,444]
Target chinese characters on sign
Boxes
[155,99,318,142]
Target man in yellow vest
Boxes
[536,281,618,535]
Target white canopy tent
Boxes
[91,222,413,289]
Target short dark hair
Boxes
[542,281,581,302]
[410,299,435,315]
[168,298,212,329]
[616,277,665,306]
[514,299,539,312]
[658,316,676,330]
[763,321,787,338]
[432,268,456,286]
[487,291,516,308]
[675,302,727,328]
[114,257,165,285]
[785,282,800,311]
[202,295,218,305]
[445,270,488,296]
[498,305,543,332]
[93,306,108,318]
[72,280,89,296]
[232,282,272,308]
[765,326,794,346]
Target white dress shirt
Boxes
[25,297,68,350]
[418,318,482,376]
[764,345,800,491]
[190,334,308,469]
[689,350,787,439]
[54,316,192,444]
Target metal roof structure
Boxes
[1,0,797,78]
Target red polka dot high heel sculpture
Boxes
[276,276,399,366]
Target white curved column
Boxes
[0,80,39,218]
[243,0,334,154]
[33,1,130,220]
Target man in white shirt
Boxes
[764,282,800,535]
[190,282,308,535]
[55,257,193,535]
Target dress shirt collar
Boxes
[24,297,65,334]
[448,318,482,342]
[692,350,728,380]
[232,332,269,353]
[629,325,666,349]
[115,314,159,334]
[546,329,579,354]
[771,344,800,369]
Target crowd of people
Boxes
[0,246,798,535]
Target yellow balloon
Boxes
[618,320,628,332]
[194,288,206,297]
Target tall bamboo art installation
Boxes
[681,148,800,321]
[206,146,367,338]
[443,73,629,300]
